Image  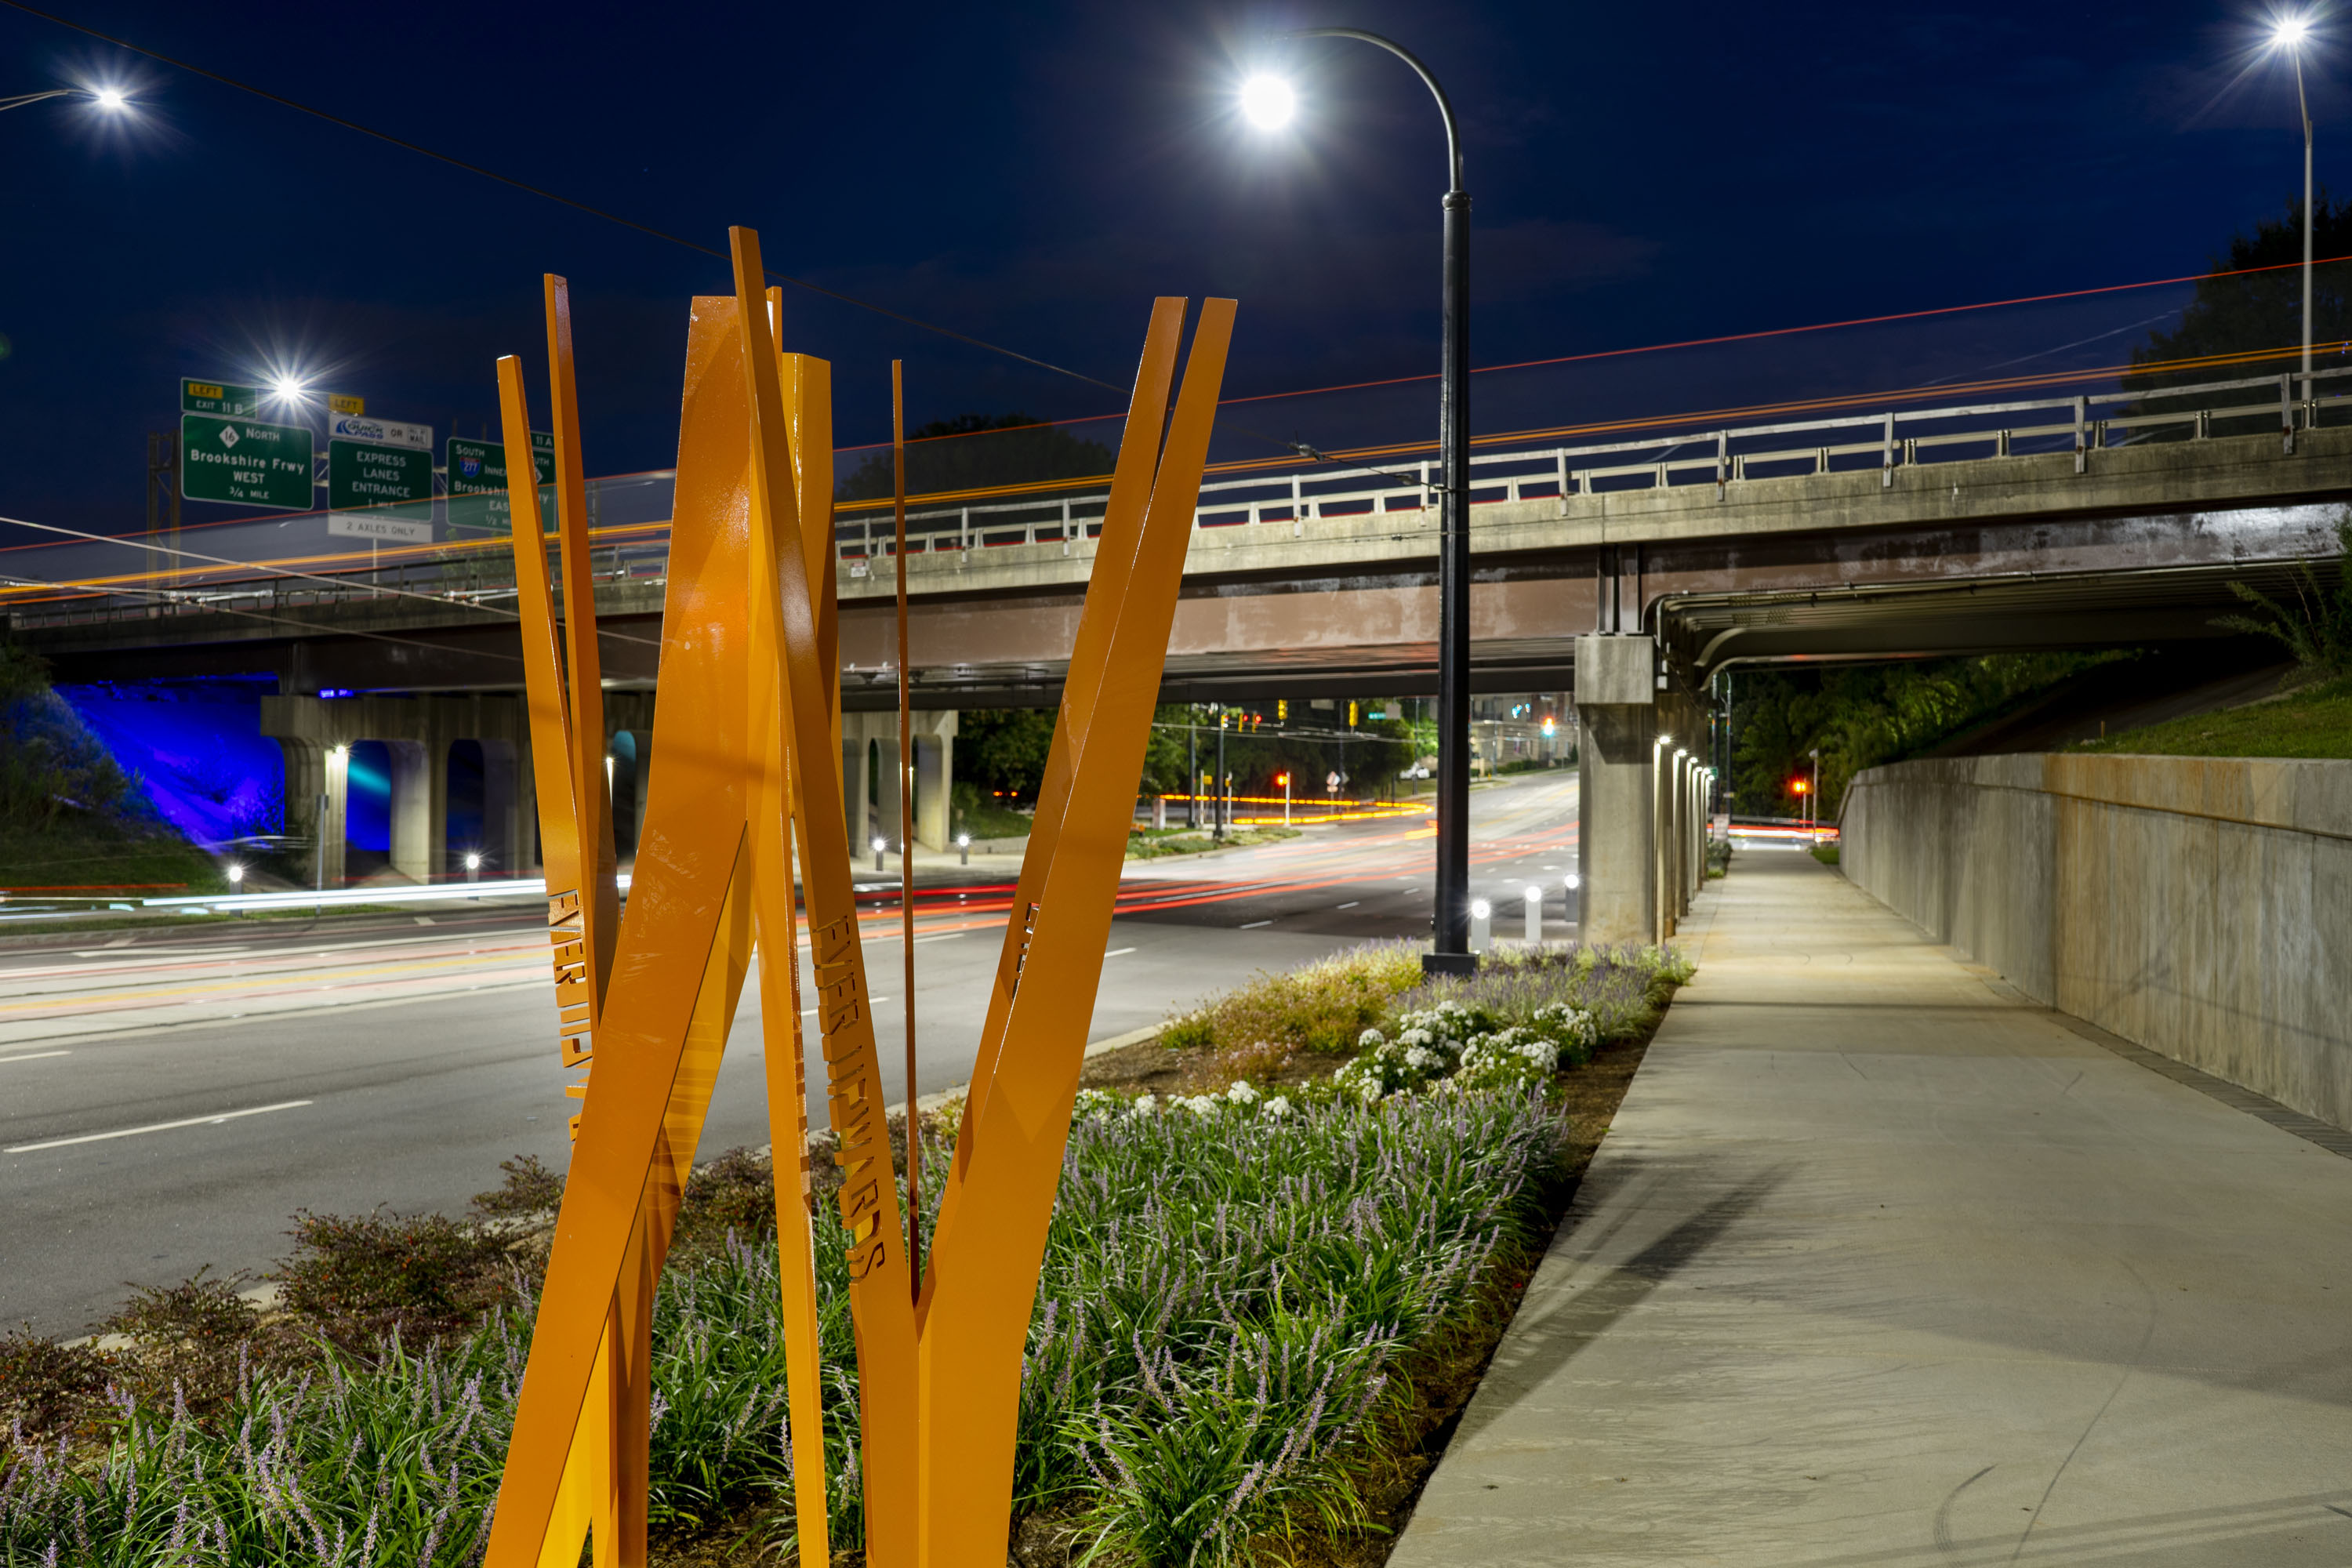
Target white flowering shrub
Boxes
[1073,1087,1131,1121]
[1069,1081,1299,1124]
[1338,994,1598,1100]
[1454,1025,1559,1090]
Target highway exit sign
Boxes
[445,431,554,534]
[180,414,314,510]
[180,379,260,417]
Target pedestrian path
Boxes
[1395,850,2352,1567]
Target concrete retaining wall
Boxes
[1842,753,2352,1129]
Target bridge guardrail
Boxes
[5,363,2347,631]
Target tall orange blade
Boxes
[933,298,1185,1214]
[731,226,918,1568]
[918,299,1235,1568]
[482,292,764,1568]
[546,276,619,1002]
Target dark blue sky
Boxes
[0,0,2336,529]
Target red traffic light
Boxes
[1791,779,1809,793]
[1275,771,1289,786]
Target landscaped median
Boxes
[0,941,1693,1566]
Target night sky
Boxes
[0,0,2334,532]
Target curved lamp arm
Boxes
[1281,27,1464,194]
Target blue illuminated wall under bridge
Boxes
[53,677,283,848]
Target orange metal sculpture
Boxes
[486,229,1232,1568]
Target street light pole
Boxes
[1279,27,1474,975]
[2297,41,2315,409]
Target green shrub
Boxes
[6,1095,1563,1568]
[273,1210,522,1353]
[1160,941,1425,1062]
[469,1154,564,1218]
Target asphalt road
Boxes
[1,770,1578,1336]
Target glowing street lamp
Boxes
[1238,74,1294,129]
[0,83,132,116]
[2274,15,2318,408]
[1241,27,1475,975]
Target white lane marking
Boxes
[6,1099,313,1154]
[1335,901,1359,909]
[0,1050,71,1065]
[1240,920,1273,929]
[1104,947,1136,957]
[71,946,259,960]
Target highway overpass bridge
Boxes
[7,368,2346,912]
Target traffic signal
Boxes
[1218,710,1228,730]
[1348,701,1359,727]
[1276,699,1287,721]
[1275,771,1289,787]
[1791,779,1809,794]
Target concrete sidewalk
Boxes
[1395,851,2352,1567]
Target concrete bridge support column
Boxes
[274,738,348,891]
[1574,636,1657,946]
[480,739,521,875]
[386,739,441,883]
[915,732,952,850]
[874,734,903,855]
[842,725,873,855]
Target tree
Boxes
[1730,654,2119,817]
[2213,509,2352,677]
[2127,192,2352,395]
[838,413,1116,503]
[956,707,1057,804]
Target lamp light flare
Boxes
[91,86,129,111]
[1240,74,1296,129]
[226,864,245,884]
[2277,14,2312,45]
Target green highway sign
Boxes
[181,379,260,417]
[446,431,555,535]
[327,413,434,519]
[180,414,314,510]
[328,440,434,516]
[447,432,554,493]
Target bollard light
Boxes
[465,851,482,883]
[957,831,971,866]
[873,835,888,872]
[1468,896,1492,953]
[1524,884,1544,945]
[226,864,245,884]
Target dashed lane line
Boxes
[6,1099,313,1155]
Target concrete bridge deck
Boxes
[1397,851,2352,1567]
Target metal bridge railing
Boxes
[839,363,2352,560]
[6,363,2347,631]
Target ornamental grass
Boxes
[2,1091,1563,1567]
